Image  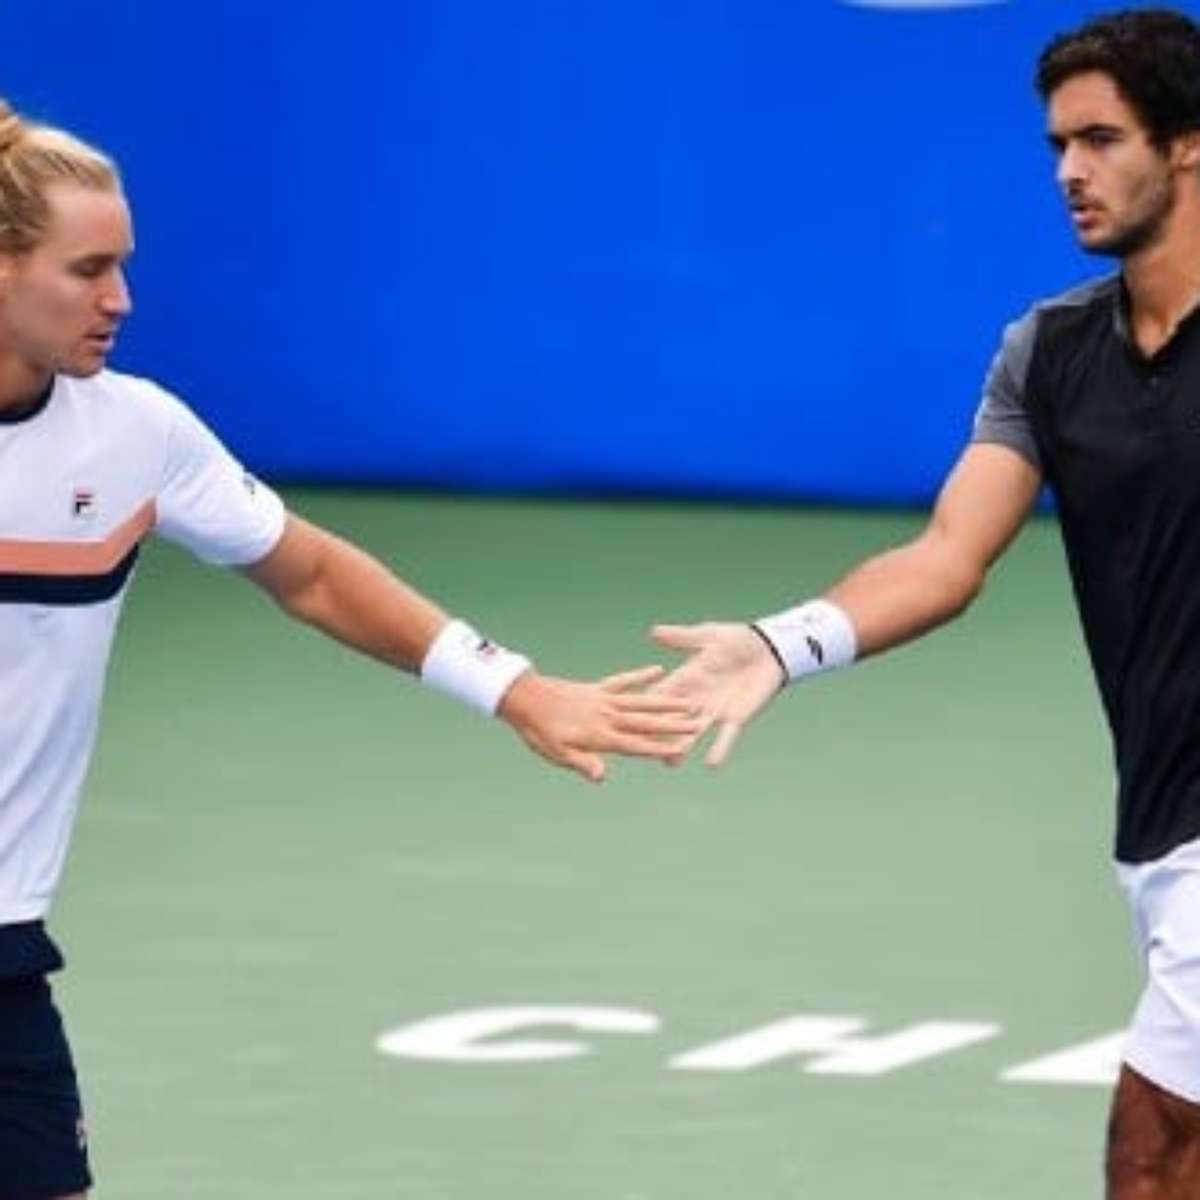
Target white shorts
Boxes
[1118,835,1200,1104]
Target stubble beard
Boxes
[1080,171,1175,260]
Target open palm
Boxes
[651,622,785,766]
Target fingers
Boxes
[599,665,665,692]
[667,728,709,765]
[650,624,706,652]
[705,720,743,768]
[592,666,709,711]
[563,748,606,783]
[612,710,707,738]
[603,733,699,761]
[648,666,708,700]
[608,690,701,714]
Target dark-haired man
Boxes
[654,9,1200,1196]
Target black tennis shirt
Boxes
[975,273,1200,863]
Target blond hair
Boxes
[0,98,120,254]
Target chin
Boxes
[1084,212,1166,260]
[1080,235,1134,259]
[60,357,107,379]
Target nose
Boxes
[100,266,133,319]
[1057,141,1086,192]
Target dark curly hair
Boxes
[1036,9,1200,149]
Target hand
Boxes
[497,666,704,783]
[650,622,786,766]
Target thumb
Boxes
[651,623,707,653]
[565,749,607,783]
[600,665,665,692]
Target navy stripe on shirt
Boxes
[0,545,138,606]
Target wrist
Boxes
[751,598,857,684]
[495,669,547,729]
[420,619,532,715]
[747,623,788,686]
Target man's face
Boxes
[0,183,134,381]
[1047,71,1179,258]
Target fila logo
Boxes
[72,487,97,519]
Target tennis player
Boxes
[0,100,698,1198]
[654,10,1200,1197]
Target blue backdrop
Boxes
[6,1,1182,502]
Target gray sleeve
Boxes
[971,308,1042,470]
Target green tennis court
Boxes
[57,489,1129,1198]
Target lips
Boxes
[1067,201,1104,231]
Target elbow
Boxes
[262,570,330,627]
[283,582,331,628]
[940,563,986,621]
[915,529,988,624]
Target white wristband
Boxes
[752,599,857,684]
[420,619,532,715]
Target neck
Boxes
[0,356,54,417]
[1122,195,1200,334]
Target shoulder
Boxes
[992,274,1118,382]
[1004,273,1116,339]
[74,367,185,412]
[59,369,212,443]
[1019,273,1119,347]
[1029,273,1119,316]
[57,367,176,419]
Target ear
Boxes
[1172,130,1200,171]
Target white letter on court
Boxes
[376,1005,660,1063]
[1001,1031,1126,1086]
[670,1015,1000,1075]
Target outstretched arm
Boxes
[244,515,700,782]
[653,444,1043,765]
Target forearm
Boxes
[652,446,1037,767]
[820,446,1041,658]
[264,526,447,672]
[248,517,700,782]
[826,531,984,658]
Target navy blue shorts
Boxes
[0,924,91,1199]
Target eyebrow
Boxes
[67,249,133,268]
[1046,123,1124,149]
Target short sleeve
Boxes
[972,309,1042,470]
[154,391,286,566]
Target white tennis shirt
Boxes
[0,370,286,922]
